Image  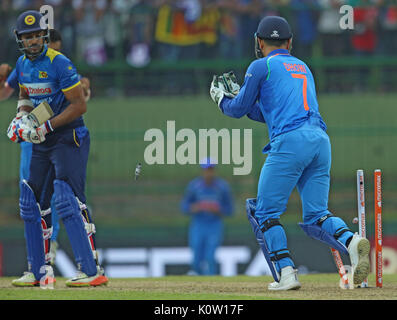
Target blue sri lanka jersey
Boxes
[15,45,84,131]
[220,48,327,153]
[6,68,19,90]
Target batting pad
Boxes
[53,179,97,276]
[246,198,280,282]
[299,222,349,255]
[19,180,46,281]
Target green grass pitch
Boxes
[1,274,396,300]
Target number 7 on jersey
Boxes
[291,73,310,111]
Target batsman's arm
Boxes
[220,59,266,119]
[80,77,90,92]
[49,83,86,130]
[17,85,34,113]
[80,76,91,102]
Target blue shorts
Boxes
[255,119,332,226]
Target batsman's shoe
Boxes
[12,270,56,287]
[348,233,370,285]
[66,269,108,287]
[268,266,301,291]
[12,272,37,287]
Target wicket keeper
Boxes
[210,16,370,290]
[7,10,107,287]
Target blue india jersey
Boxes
[15,45,84,130]
[220,48,327,152]
[181,177,234,224]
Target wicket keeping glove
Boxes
[210,75,233,107]
[210,72,240,108]
[219,71,240,97]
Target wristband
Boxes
[43,120,54,133]
[17,99,34,111]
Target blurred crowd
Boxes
[1,0,397,67]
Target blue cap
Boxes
[15,10,47,36]
[199,157,217,169]
[256,16,292,40]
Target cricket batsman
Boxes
[7,10,107,287]
[1,28,91,267]
[210,16,370,290]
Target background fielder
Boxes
[181,158,234,275]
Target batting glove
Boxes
[6,111,30,143]
[7,119,23,143]
[20,113,41,129]
[15,120,53,144]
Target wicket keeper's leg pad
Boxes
[299,215,351,255]
[246,198,295,282]
[53,179,97,276]
[19,180,46,280]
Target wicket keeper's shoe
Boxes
[268,266,301,291]
[65,268,108,287]
[12,269,56,287]
[348,233,370,285]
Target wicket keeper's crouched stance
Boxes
[210,16,370,290]
[7,10,108,287]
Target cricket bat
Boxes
[29,101,54,126]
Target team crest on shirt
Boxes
[39,71,48,79]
